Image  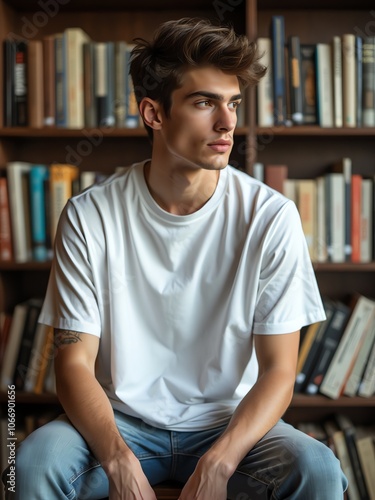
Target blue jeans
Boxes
[3,411,347,499]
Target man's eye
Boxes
[196,100,211,107]
[229,101,240,109]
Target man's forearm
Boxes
[200,366,295,478]
[55,364,134,471]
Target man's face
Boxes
[158,66,242,171]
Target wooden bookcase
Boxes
[0,0,374,438]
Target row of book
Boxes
[3,28,140,129]
[295,293,375,400]
[0,298,56,395]
[297,415,375,500]
[254,158,375,263]
[257,15,375,128]
[0,161,110,263]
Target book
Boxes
[355,36,363,127]
[49,163,79,242]
[24,323,51,393]
[6,161,33,262]
[287,35,303,125]
[64,27,90,128]
[315,43,334,127]
[271,15,286,125]
[0,302,28,391]
[316,176,328,262]
[83,41,97,128]
[343,318,375,397]
[320,294,375,399]
[323,419,361,500]
[115,40,127,128]
[361,178,373,263]
[358,335,375,397]
[95,42,116,127]
[296,321,321,376]
[342,34,357,127]
[27,39,44,128]
[305,301,351,395]
[362,36,375,127]
[294,298,335,393]
[29,164,50,261]
[264,164,288,194]
[257,37,274,127]
[13,298,43,390]
[42,35,56,126]
[351,174,362,263]
[0,171,13,261]
[325,172,345,263]
[332,36,343,127]
[332,157,352,261]
[296,179,317,261]
[300,44,317,125]
[335,414,370,500]
[3,37,16,126]
[356,428,375,498]
[55,33,66,127]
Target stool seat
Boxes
[154,481,183,499]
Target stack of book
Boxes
[295,293,375,400]
[3,28,141,129]
[257,16,375,128]
[253,159,374,264]
[0,161,109,263]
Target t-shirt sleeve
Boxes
[252,200,326,335]
[38,200,101,336]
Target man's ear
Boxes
[139,98,163,131]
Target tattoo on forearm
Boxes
[55,329,82,347]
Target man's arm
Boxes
[180,331,300,500]
[54,329,157,500]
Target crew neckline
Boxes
[134,159,228,224]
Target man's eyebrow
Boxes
[186,91,242,101]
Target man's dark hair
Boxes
[129,17,266,140]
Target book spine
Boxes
[257,38,274,127]
[264,164,288,194]
[271,16,286,125]
[125,44,139,128]
[55,33,67,127]
[355,36,363,127]
[83,42,97,127]
[362,37,375,127]
[29,165,49,261]
[360,179,373,262]
[27,40,44,128]
[300,44,317,125]
[42,35,56,126]
[296,179,317,261]
[288,35,303,124]
[342,34,357,127]
[316,43,334,127]
[351,175,362,263]
[4,39,16,126]
[332,36,343,127]
[0,175,13,261]
[14,40,28,126]
[325,173,345,262]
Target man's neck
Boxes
[144,160,220,216]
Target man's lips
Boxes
[207,140,232,153]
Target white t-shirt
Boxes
[39,161,325,430]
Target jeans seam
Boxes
[69,462,101,484]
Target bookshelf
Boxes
[0,0,374,445]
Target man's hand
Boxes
[178,457,230,500]
[106,453,157,500]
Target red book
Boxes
[351,174,362,263]
[264,164,288,194]
[0,173,13,261]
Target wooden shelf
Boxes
[257,126,375,136]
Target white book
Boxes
[6,161,32,262]
[343,316,375,396]
[320,295,375,399]
[332,36,343,127]
[257,37,274,127]
[325,173,345,262]
[316,43,334,127]
[252,162,264,182]
[332,429,361,500]
[0,302,28,391]
[356,433,375,498]
[64,27,91,128]
[283,179,297,204]
[342,34,356,127]
[316,176,328,262]
[358,337,375,397]
[360,178,373,262]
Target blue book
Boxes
[271,15,287,125]
[29,164,49,261]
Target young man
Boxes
[4,18,347,499]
